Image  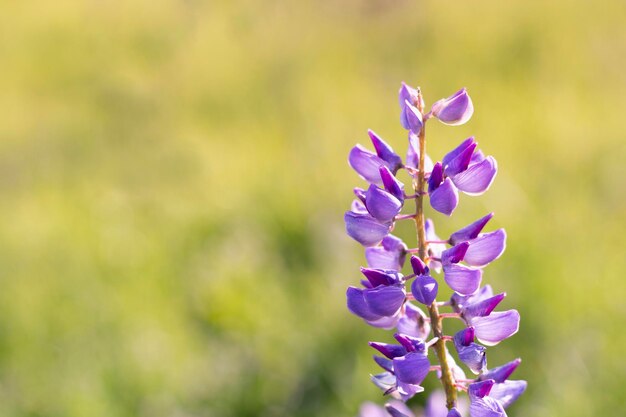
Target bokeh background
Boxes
[1,0,625,416]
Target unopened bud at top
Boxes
[431,88,474,126]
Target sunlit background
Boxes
[0,0,625,416]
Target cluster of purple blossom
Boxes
[344,84,526,417]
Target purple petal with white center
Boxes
[385,400,416,417]
[429,178,459,216]
[397,302,431,340]
[366,315,400,330]
[365,184,403,222]
[431,88,474,126]
[442,137,476,167]
[364,285,406,317]
[480,359,522,384]
[401,100,423,134]
[406,131,434,172]
[469,397,506,417]
[354,187,367,203]
[351,199,368,214]
[411,275,438,306]
[463,293,506,320]
[393,352,430,385]
[444,140,477,177]
[472,310,520,346]
[442,242,470,265]
[444,264,483,295]
[396,381,424,402]
[428,162,444,193]
[347,287,381,321]
[399,82,419,108]
[361,268,403,287]
[380,166,405,203]
[469,380,495,399]
[365,235,407,271]
[489,380,527,408]
[452,156,498,195]
[348,144,389,185]
[394,333,426,353]
[464,229,507,267]
[374,355,394,373]
[345,211,391,247]
[369,129,403,172]
[449,213,495,245]
[454,327,476,347]
[410,255,429,276]
[369,342,407,359]
[457,343,487,375]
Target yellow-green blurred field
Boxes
[0,0,625,416]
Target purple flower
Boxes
[426,138,498,205]
[347,269,406,328]
[431,88,474,126]
[369,334,431,402]
[396,302,431,340]
[365,235,408,271]
[365,184,403,223]
[488,380,527,408]
[349,131,403,184]
[345,211,391,247]
[453,327,487,374]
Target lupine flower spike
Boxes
[345,84,526,416]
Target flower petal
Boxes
[365,235,408,271]
[463,293,506,320]
[364,285,405,317]
[489,380,527,408]
[365,184,403,222]
[410,255,429,276]
[443,264,483,295]
[469,396,507,417]
[431,88,474,126]
[359,402,388,417]
[380,166,405,202]
[444,140,477,177]
[401,100,423,134]
[393,352,430,385]
[399,82,419,108]
[428,162,444,193]
[348,144,389,185]
[429,178,459,216]
[345,211,391,247]
[469,379,495,399]
[369,342,407,359]
[441,242,470,265]
[449,213,494,245]
[360,268,403,287]
[480,358,522,384]
[452,156,498,195]
[346,287,381,321]
[411,275,438,306]
[472,310,520,346]
[457,343,487,375]
[369,129,403,172]
[397,302,431,340]
[385,400,416,417]
[464,229,507,267]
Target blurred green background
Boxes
[0,0,625,416]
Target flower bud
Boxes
[431,88,474,126]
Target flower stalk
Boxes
[345,83,526,417]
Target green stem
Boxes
[412,89,457,410]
